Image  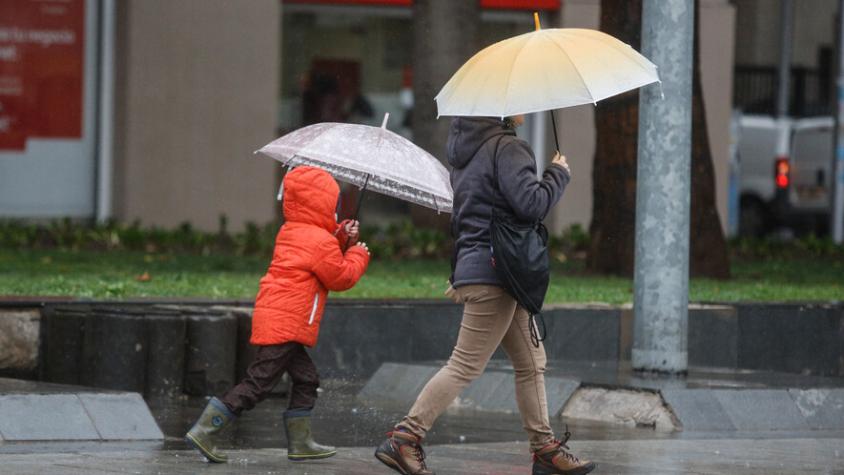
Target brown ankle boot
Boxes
[374,430,435,475]
[532,430,595,475]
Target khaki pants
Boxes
[397,284,554,450]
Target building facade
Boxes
[0,0,280,230]
[733,0,838,117]
[1,0,741,233]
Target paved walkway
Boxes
[1,437,842,474]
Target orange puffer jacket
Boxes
[250,166,370,347]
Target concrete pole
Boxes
[776,0,794,118]
[833,0,844,243]
[632,0,694,373]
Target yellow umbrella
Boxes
[435,13,660,149]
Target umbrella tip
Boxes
[534,12,541,31]
[381,112,390,130]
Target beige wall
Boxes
[545,0,735,235]
[114,0,281,231]
[701,1,736,235]
[546,0,598,233]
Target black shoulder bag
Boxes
[489,138,550,348]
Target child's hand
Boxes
[345,220,360,242]
[356,241,370,255]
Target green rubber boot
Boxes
[185,397,235,463]
[284,408,337,461]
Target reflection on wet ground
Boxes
[3,438,843,474]
[3,359,844,457]
[148,378,674,452]
[144,377,844,454]
[3,377,843,474]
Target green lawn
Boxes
[1,249,842,303]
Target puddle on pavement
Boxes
[148,378,674,451]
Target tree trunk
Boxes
[410,0,480,229]
[587,0,642,275]
[688,4,730,278]
[588,0,730,278]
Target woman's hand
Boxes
[551,151,570,176]
[345,220,360,242]
[356,241,370,255]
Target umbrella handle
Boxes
[549,110,560,153]
[535,13,561,156]
[352,173,370,222]
[345,173,370,250]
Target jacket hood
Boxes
[447,117,514,169]
[282,166,339,232]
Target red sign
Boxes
[481,0,559,9]
[0,0,85,151]
[284,0,560,10]
[287,0,412,5]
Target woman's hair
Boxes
[502,117,517,129]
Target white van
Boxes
[735,114,834,236]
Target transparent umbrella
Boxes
[255,114,453,215]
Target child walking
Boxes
[186,166,370,463]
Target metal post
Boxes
[776,0,794,118]
[633,0,694,373]
[833,0,844,243]
[531,112,548,176]
[96,0,116,223]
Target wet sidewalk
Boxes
[4,365,844,473]
[1,437,842,474]
[2,376,844,473]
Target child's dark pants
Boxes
[220,342,319,416]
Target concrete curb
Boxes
[359,362,844,432]
[358,362,580,416]
[0,381,163,441]
[1,300,842,397]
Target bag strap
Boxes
[449,220,458,284]
[448,135,504,284]
[490,135,506,210]
[490,136,547,347]
[450,134,506,284]
[490,136,541,226]
[492,137,500,190]
[530,313,547,347]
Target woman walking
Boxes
[374,116,595,475]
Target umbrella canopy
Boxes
[435,27,660,118]
[256,114,453,214]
